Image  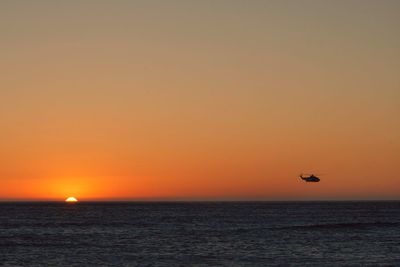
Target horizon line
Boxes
[0,199,399,202]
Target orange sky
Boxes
[1,1,399,200]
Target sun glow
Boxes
[65,197,78,202]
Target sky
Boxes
[1,0,399,201]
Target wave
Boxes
[279,221,400,230]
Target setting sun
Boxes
[65,197,78,203]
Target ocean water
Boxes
[0,201,399,266]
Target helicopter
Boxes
[299,174,320,182]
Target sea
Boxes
[0,201,399,266]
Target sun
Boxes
[65,197,78,202]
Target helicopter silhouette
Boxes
[299,174,320,182]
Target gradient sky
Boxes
[1,0,399,200]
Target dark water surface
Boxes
[0,201,399,266]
